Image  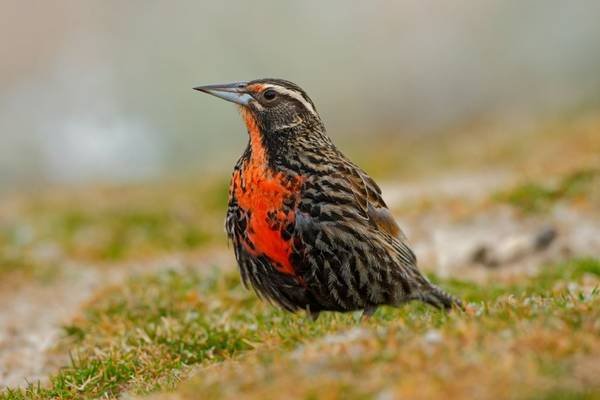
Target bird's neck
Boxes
[240,107,268,166]
[238,108,333,175]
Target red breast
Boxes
[233,109,305,276]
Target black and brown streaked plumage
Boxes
[194,78,462,320]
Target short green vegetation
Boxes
[495,168,600,213]
[2,258,599,399]
[0,180,228,283]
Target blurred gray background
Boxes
[1,1,600,190]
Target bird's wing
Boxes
[339,160,408,241]
[292,162,420,310]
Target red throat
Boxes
[239,107,266,164]
[232,108,305,277]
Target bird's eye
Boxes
[263,89,277,101]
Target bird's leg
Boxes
[306,306,320,321]
[361,305,378,321]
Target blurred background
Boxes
[2,2,600,396]
[2,0,600,191]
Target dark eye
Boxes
[263,89,277,101]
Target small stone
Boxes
[423,329,442,344]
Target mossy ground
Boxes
[2,259,599,399]
[494,168,600,213]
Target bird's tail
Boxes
[412,283,464,311]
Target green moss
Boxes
[528,389,600,400]
[532,258,600,289]
[1,269,259,398]
[495,168,599,212]
[2,258,599,400]
[54,209,213,261]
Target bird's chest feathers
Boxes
[231,110,305,276]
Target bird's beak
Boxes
[193,81,252,106]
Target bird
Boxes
[194,78,462,320]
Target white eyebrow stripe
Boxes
[262,84,317,116]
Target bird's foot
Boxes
[361,305,378,321]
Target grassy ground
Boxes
[0,179,228,268]
[1,113,600,399]
[494,168,600,213]
[2,259,599,399]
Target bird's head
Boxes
[194,78,324,137]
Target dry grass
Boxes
[2,259,599,399]
[160,260,600,400]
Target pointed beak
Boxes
[193,81,252,106]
